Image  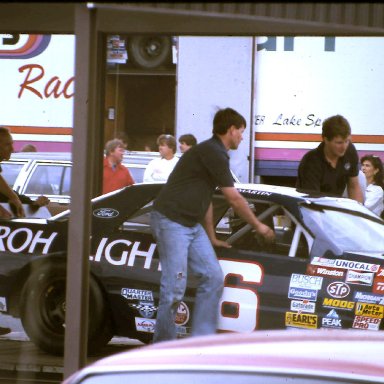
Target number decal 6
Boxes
[218,260,263,332]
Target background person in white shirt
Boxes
[361,154,384,217]
[144,134,179,182]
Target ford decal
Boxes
[93,208,119,218]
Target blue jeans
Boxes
[150,210,224,342]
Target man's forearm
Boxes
[202,203,216,242]
[230,195,265,232]
[0,176,19,201]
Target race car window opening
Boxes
[226,204,278,244]
[275,207,312,258]
[121,200,154,231]
[224,203,311,258]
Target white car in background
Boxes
[1,151,162,215]
[1,151,240,216]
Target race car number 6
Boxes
[218,260,263,332]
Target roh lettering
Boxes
[18,64,74,99]
[91,237,159,270]
[0,226,57,254]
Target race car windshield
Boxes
[300,205,384,254]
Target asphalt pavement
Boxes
[0,313,143,383]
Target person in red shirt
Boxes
[103,139,134,194]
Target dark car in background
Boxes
[0,183,383,356]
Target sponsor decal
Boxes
[355,303,384,318]
[129,302,157,319]
[334,260,380,273]
[306,265,344,279]
[0,226,57,254]
[90,238,159,270]
[93,208,119,218]
[176,325,189,336]
[312,258,379,273]
[322,309,342,328]
[285,312,317,329]
[0,297,7,312]
[327,282,350,298]
[121,288,154,301]
[290,300,316,313]
[311,257,336,267]
[288,287,318,301]
[175,302,190,326]
[352,316,381,331]
[323,298,354,311]
[373,268,384,294]
[238,188,272,197]
[289,274,323,290]
[373,281,384,294]
[353,291,384,305]
[135,317,156,333]
[345,270,374,286]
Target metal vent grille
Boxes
[112,2,384,31]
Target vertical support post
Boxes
[63,4,96,378]
[249,36,256,183]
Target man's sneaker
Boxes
[0,326,11,335]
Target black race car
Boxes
[0,183,383,355]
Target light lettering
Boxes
[127,242,156,269]
[105,239,131,266]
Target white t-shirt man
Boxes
[143,156,179,183]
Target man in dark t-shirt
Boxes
[296,114,363,203]
[151,108,275,343]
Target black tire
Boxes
[19,262,113,356]
[127,36,172,69]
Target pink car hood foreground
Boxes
[82,329,384,382]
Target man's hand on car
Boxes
[33,196,50,207]
[0,204,12,219]
[9,197,25,218]
[253,222,275,244]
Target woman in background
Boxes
[361,154,384,217]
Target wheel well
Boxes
[8,253,65,317]
[9,257,116,333]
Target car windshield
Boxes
[300,204,384,255]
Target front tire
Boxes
[20,262,113,355]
